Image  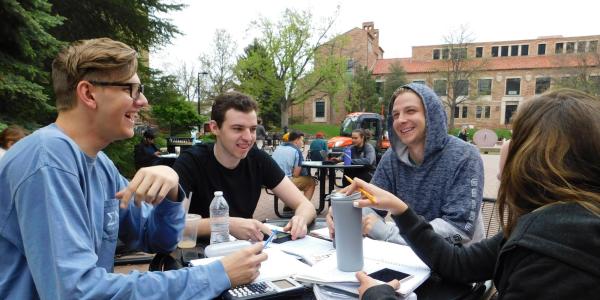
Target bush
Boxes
[103,136,141,180]
[494,128,512,140]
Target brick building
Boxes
[291,22,600,129]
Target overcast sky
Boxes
[150,0,600,73]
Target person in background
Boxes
[342,128,377,186]
[173,92,316,242]
[255,118,267,150]
[133,129,161,169]
[308,131,328,161]
[458,127,468,141]
[272,131,316,201]
[354,89,600,299]
[0,125,28,159]
[327,83,485,246]
[0,38,266,299]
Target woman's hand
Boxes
[342,177,409,215]
[356,271,400,299]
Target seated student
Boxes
[0,125,28,159]
[341,128,376,186]
[133,129,161,168]
[0,38,266,299]
[353,89,600,300]
[272,131,316,201]
[328,83,485,245]
[172,92,316,242]
[308,132,328,161]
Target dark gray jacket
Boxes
[364,203,600,299]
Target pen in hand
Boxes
[344,175,378,204]
[263,230,278,248]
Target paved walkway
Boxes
[253,153,501,221]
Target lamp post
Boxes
[197,71,209,114]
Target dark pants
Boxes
[342,167,373,187]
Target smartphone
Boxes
[368,268,413,283]
[262,231,293,244]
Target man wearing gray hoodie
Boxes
[328,83,484,245]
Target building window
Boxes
[462,106,468,118]
[566,42,575,53]
[315,100,325,118]
[455,80,469,96]
[484,106,491,118]
[491,46,499,57]
[538,43,546,55]
[589,40,598,52]
[476,106,482,118]
[590,75,600,85]
[511,45,519,56]
[577,41,586,53]
[434,80,447,96]
[521,45,529,56]
[452,48,467,59]
[478,79,492,95]
[412,80,426,85]
[442,48,449,59]
[501,46,509,56]
[505,78,521,95]
[454,106,460,118]
[475,47,483,58]
[535,77,551,94]
[555,42,564,54]
[346,59,354,72]
[433,49,440,60]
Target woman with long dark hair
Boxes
[349,89,600,299]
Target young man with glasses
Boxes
[0,38,266,299]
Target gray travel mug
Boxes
[331,191,364,272]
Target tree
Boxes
[345,65,379,112]
[0,0,64,126]
[554,50,600,96]
[235,39,282,128]
[173,62,198,101]
[382,62,408,114]
[435,25,488,129]
[250,8,344,128]
[198,29,238,108]
[48,0,184,52]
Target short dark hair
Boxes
[143,129,156,139]
[211,92,258,127]
[288,131,304,142]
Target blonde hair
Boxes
[498,89,600,237]
[52,38,138,111]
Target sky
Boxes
[150,0,600,73]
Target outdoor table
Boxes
[301,161,366,214]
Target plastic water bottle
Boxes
[210,191,230,244]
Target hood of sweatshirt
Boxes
[387,83,449,165]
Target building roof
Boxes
[372,54,598,75]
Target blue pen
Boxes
[264,230,278,248]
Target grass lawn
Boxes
[287,123,340,138]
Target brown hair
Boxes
[211,92,258,127]
[352,128,371,142]
[0,125,28,148]
[497,89,600,237]
[52,38,138,111]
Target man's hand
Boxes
[116,165,179,209]
[326,206,335,240]
[356,271,400,300]
[229,218,271,242]
[362,214,381,236]
[282,215,308,240]
[221,243,268,287]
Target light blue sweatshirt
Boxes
[0,124,229,299]
[367,83,485,245]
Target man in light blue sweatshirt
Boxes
[328,83,484,245]
[0,38,266,299]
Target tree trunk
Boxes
[280,100,289,128]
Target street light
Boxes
[197,71,209,114]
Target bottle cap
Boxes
[214,191,223,196]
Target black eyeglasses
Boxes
[89,81,144,100]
